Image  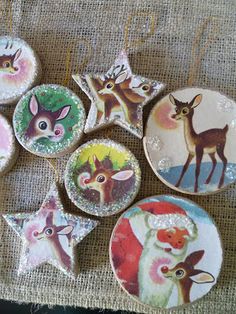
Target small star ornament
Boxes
[3,183,99,278]
[73,50,165,138]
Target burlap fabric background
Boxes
[0,0,235,313]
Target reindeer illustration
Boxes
[0,41,22,74]
[132,81,156,98]
[170,94,228,192]
[88,73,156,123]
[161,250,215,305]
[25,94,71,142]
[79,155,134,205]
[33,211,74,270]
[86,76,121,123]
[97,65,146,125]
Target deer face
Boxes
[25,95,71,141]
[98,79,117,95]
[161,261,193,282]
[33,212,73,241]
[98,64,129,96]
[169,94,203,121]
[132,82,155,98]
[33,225,73,240]
[79,155,134,204]
[83,155,134,192]
[161,250,215,284]
[0,49,22,74]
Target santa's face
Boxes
[155,227,190,256]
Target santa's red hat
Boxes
[138,201,197,238]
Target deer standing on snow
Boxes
[33,211,74,270]
[25,94,71,142]
[170,94,228,192]
[82,155,134,205]
[161,250,215,305]
[0,41,22,74]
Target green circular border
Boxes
[13,84,85,157]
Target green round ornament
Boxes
[13,84,85,157]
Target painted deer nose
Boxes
[55,129,60,135]
[84,179,90,184]
[33,231,39,237]
[161,266,169,273]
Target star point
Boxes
[73,50,165,138]
[3,183,99,278]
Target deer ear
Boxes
[93,155,102,169]
[56,105,71,121]
[115,72,128,84]
[46,211,54,225]
[111,170,134,181]
[191,94,202,108]
[58,225,73,235]
[14,48,22,61]
[29,95,39,116]
[169,94,176,105]
[190,271,215,284]
[185,250,205,266]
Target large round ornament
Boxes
[13,84,85,158]
[110,195,223,309]
[0,36,41,105]
[65,139,141,216]
[144,87,236,195]
[0,113,18,176]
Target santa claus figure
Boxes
[111,200,197,308]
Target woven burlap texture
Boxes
[0,0,235,313]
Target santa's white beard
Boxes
[138,232,186,308]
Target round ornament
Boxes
[13,84,85,158]
[65,139,141,216]
[0,113,18,176]
[110,195,223,309]
[0,36,41,105]
[144,87,236,195]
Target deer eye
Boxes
[142,84,149,91]
[182,108,189,115]
[97,175,105,183]
[45,228,53,235]
[38,121,47,130]
[175,269,185,278]
[3,61,11,68]
[106,83,113,89]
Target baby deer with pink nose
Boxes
[0,41,22,74]
[25,95,71,142]
[161,250,215,305]
[83,155,134,205]
[170,94,228,192]
[33,211,74,270]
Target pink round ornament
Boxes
[0,113,18,176]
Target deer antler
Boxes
[5,40,13,49]
[105,64,127,80]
